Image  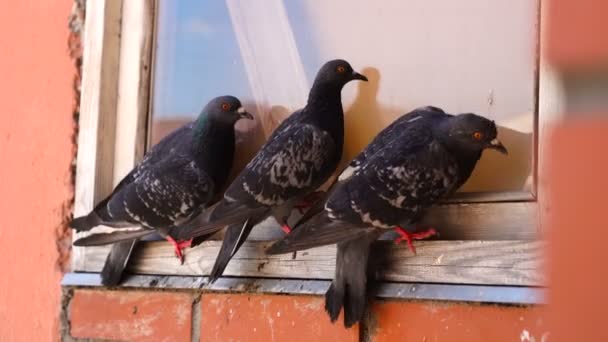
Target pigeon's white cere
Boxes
[237,107,245,114]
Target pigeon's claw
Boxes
[293,191,324,214]
[393,227,437,255]
[281,224,292,234]
[165,236,193,264]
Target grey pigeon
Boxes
[267,107,508,327]
[70,96,253,286]
[173,59,368,283]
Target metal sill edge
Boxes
[62,273,544,305]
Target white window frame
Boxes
[68,0,560,299]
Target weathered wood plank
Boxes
[113,0,155,181]
[537,1,564,233]
[77,240,543,286]
[418,201,538,240]
[443,190,534,203]
[243,201,538,241]
[72,0,123,270]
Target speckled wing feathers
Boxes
[328,109,459,229]
[107,156,214,229]
[228,122,336,207]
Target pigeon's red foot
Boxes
[281,224,292,234]
[165,236,193,264]
[294,191,324,214]
[393,227,437,254]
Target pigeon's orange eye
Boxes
[336,65,346,73]
[473,132,483,140]
[221,103,231,111]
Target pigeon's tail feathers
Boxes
[70,212,103,231]
[100,239,138,286]
[174,199,268,240]
[327,233,379,328]
[209,216,259,283]
[73,229,155,246]
[325,281,344,323]
[266,213,372,255]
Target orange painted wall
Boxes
[0,0,74,341]
[545,121,608,342]
[546,0,608,71]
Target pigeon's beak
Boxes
[487,138,508,155]
[351,71,368,82]
[237,107,254,120]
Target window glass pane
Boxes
[151,0,538,193]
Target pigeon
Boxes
[267,107,508,327]
[172,59,368,282]
[69,95,253,286]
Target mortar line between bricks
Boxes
[191,293,202,342]
[360,320,367,342]
[60,288,78,342]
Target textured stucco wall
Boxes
[0,0,75,340]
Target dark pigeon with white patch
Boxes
[70,95,253,286]
[173,59,368,283]
[267,107,508,327]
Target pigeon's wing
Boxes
[228,122,337,206]
[365,140,457,206]
[319,109,457,230]
[106,153,214,230]
[73,229,155,246]
[175,119,337,240]
[108,123,194,204]
[335,107,448,184]
[341,122,459,228]
[119,123,194,188]
[71,123,195,230]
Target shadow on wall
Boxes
[343,66,401,166]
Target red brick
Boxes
[370,301,547,342]
[200,294,358,342]
[69,289,193,341]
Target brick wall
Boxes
[65,289,546,341]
